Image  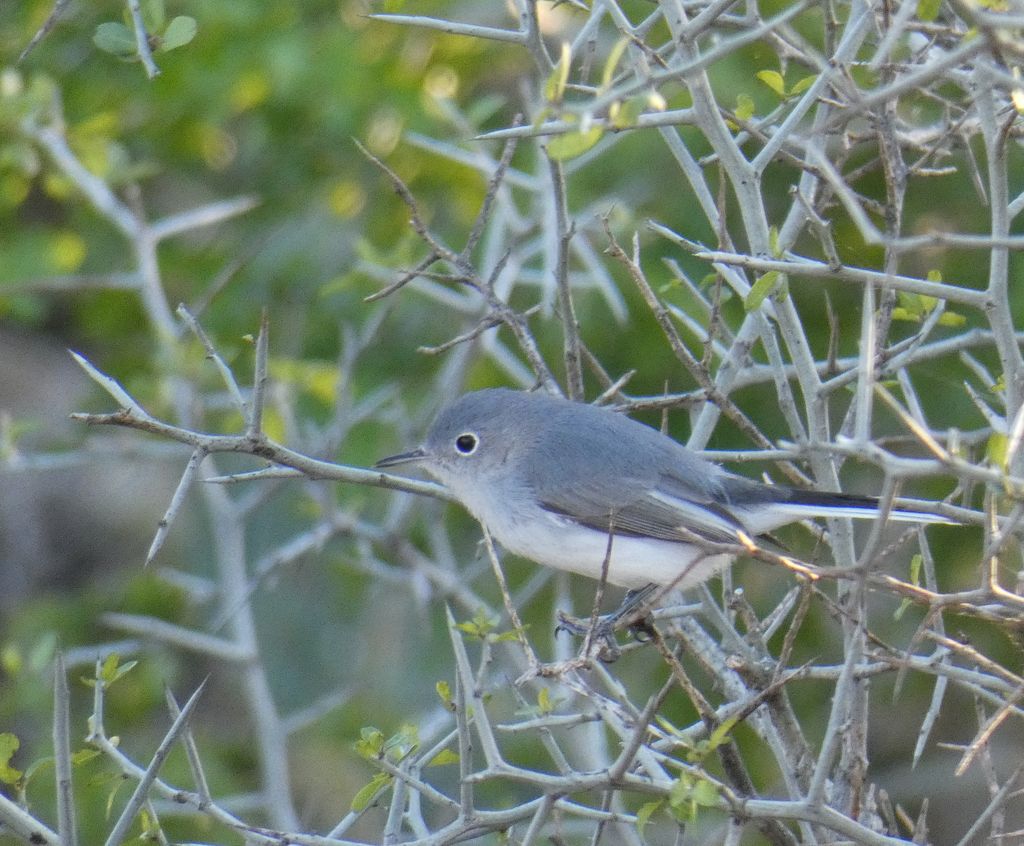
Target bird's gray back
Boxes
[498,392,727,509]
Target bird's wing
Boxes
[536,473,746,546]
[522,410,753,545]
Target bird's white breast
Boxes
[467,491,731,589]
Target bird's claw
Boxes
[554,609,654,662]
[555,610,620,661]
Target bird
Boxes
[375,388,951,593]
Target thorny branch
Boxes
[5,0,1024,844]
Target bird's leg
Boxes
[611,583,660,636]
[555,583,660,662]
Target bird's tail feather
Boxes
[732,488,956,534]
[773,489,953,524]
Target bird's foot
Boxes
[554,585,659,663]
[555,610,623,662]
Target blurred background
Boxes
[0,0,1013,843]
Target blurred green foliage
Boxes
[0,0,1007,840]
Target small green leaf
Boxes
[917,0,941,21]
[937,311,967,327]
[537,687,553,715]
[100,652,120,682]
[105,777,125,819]
[93,22,136,57]
[455,609,498,639]
[734,92,755,122]
[756,70,786,98]
[382,724,419,762]
[99,653,137,685]
[769,225,781,258]
[1,644,21,676]
[894,291,927,322]
[436,680,453,710]
[896,552,924,620]
[986,431,1009,470]
[690,779,719,806]
[159,16,197,52]
[891,307,920,324]
[21,756,54,789]
[897,290,925,316]
[351,772,391,812]
[601,38,629,91]
[636,800,664,831]
[454,609,522,643]
[545,42,572,103]
[776,276,789,301]
[609,96,643,129]
[705,713,740,753]
[355,727,385,760]
[790,74,818,95]
[668,772,719,822]
[114,660,137,683]
[0,733,22,784]
[71,748,100,766]
[546,126,603,161]
[427,748,459,766]
[139,807,157,837]
[909,553,923,586]
[141,0,166,33]
[744,270,780,311]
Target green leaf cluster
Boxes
[80,652,138,688]
[541,36,669,162]
[891,276,967,327]
[454,608,521,642]
[93,0,196,59]
[351,723,421,811]
[756,69,817,99]
[354,723,419,762]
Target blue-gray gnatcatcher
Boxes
[376,388,948,590]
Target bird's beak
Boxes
[375,447,427,469]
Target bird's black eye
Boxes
[455,433,478,455]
